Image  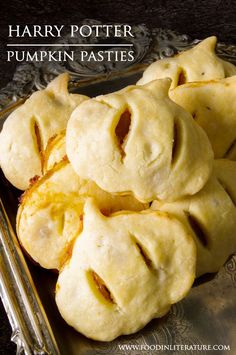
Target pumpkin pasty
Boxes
[66,79,213,202]
[17,159,147,270]
[152,159,236,277]
[170,76,236,159]
[0,73,88,190]
[137,37,236,89]
[55,199,196,341]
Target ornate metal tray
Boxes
[0,21,236,355]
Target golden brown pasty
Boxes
[66,79,213,202]
[17,159,147,270]
[137,37,236,89]
[55,199,196,341]
[170,76,236,159]
[0,73,88,190]
[152,159,236,276]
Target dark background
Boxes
[1,0,236,90]
[0,0,236,353]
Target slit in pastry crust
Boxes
[115,109,131,161]
[184,211,208,248]
[223,139,236,159]
[88,270,115,305]
[171,118,182,166]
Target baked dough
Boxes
[152,159,236,277]
[137,37,236,89]
[170,76,236,159]
[17,159,147,270]
[66,79,213,202]
[0,73,88,190]
[55,199,196,341]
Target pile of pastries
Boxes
[0,36,236,341]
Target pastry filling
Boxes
[115,109,131,160]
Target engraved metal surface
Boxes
[0,199,59,355]
[1,19,236,109]
[0,21,236,355]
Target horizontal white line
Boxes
[7,43,134,47]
